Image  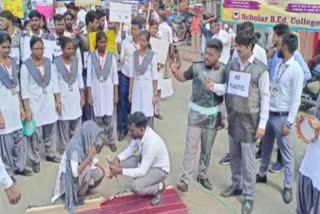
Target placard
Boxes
[75,0,100,7]
[109,2,132,23]
[2,0,24,18]
[227,71,251,97]
[22,37,57,61]
[88,30,117,54]
[150,38,169,65]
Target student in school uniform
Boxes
[148,19,164,120]
[129,30,159,128]
[20,37,61,174]
[87,31,118,153]
[0,33,32,182]
[54,37,84,153]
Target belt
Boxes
[269,111,289,116]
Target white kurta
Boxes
[20,63,59,127]
[129,53,158,117]
[56,59,84,121]
[0,66,22,135]
[87,51,118,117]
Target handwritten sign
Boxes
[109,2,132,23]
[150,37,169,65]
[75,0,100,7]
[227,71,251,97]
[2,0,24,18]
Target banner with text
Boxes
[220,0,320,31]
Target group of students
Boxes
[171,20,319,214]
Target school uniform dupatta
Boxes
[24,57,52,88]
[90,52,113,81]
[133,49,154,75]
[0,57,19,89]
[64,121,104,212]
[54,56,79,85]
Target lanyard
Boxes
[275,63,289,85]
[98,53,106,74]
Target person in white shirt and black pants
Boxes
[109,112,170,206]
[257,33,304,204]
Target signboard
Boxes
[88,30,117,54]
[75,0,101,7]
[220,0,320,31]
[2,0,24,18]
[109,2,132,23]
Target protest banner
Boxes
[88,30,117,54]
[22,37,57,62]
[2,0,24,18]
[75,0,101,7]
[109,2,132,23]
[150,38,170,65]
[220,0,320,31]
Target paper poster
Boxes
[75,0,100,6]
[227,71,251,97]
[33,0,53,6]
[2,0,24,18]
[88,30,117,54]
[221,0,320,31]
[109,2,132,23]
[150,38,169,65]
[35,5,54,22]
[22,37,57,61]
[10,48,20,65]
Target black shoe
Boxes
[197,177,213,190]
[219,154,230,165]
[118,131,126,142]
[220,186,242,198]
[32,162,40,174]
[109,144,117,153]
[256,174,267,183]
[155,114,164,120]
[283,188,293,204]
[151,182,165,206]
[15,168,33,176]
[10,176,17,184]
[242,199,254,214]
[46,156,61,163]
[255,150,262,160]
[177,180,188,192]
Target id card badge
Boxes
[69,84,73,91]
[11,87,17,95]
[272,85,279,97]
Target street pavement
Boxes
[0,46,303,214]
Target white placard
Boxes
[10,48,20,65]
[22,37,57,61]
[150,37,169,65]
[227,71,251,97]
[109,2,132,23]
[158,79,174,98]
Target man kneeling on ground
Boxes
[108,112,170,206]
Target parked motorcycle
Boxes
[300,59,320,111]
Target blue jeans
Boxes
[117,72,130,133]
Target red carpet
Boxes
[79,188,188,214]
